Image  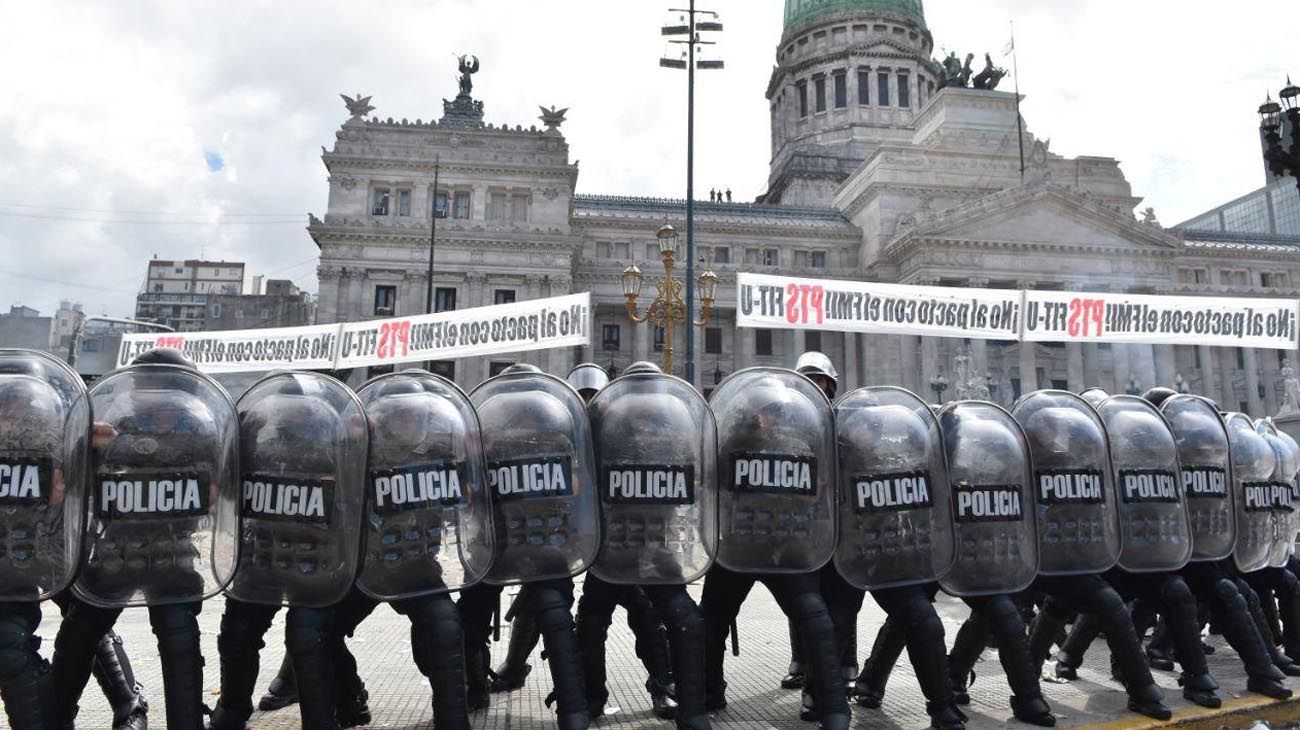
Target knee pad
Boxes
[217,607,273,656]
[786,591,832,625]
[0,615,42,680]
[984,596,1025,636]
[149,604,199,646]
[531,586,576,633]
[285,609,329,655]
[657,591,705,636]
[1159,577,1195,609]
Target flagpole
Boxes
[1011,20,1025,181]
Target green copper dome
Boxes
[783,0,927,33]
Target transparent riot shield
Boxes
[227,372,368,608]
[1256,419,1299,569]
[355,372,494,601]
[469,369,600,585]
[1270,425,1300,563]
[1227,413,1276,574]
[937,401,1039,597]
[1162,396,1235,562]
[1012,390,1121,576]
[1097,395,1193,573]
[76,365,239,608]
[832,386,953,591]
[0,349,90,602]
[588,370,716,585]
[710,368,836,574]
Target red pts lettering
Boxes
[1066,298,1105,337]
[785,283,826,325]
[154,336,186,349]
[377,321,411,360]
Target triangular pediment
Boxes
[890,183,1182,253]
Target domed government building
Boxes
[309,0,1300,416]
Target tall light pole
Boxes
[661,3,722,387]
[425,154,443,314]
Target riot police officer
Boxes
[1056,392,1293,701]
[209,371,368,730]
[458,364,600,730]
[701,367,850,730]
[831,386,964,729]
[52,348,240,730]
[0,350,94,728]
[1013,389,1173,721]
[584,361,716,729]
[566,363,679,720]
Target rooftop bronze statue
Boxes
[458,54,480,97]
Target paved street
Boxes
[32,582,1298,730]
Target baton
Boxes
[730,619,740,656]
[492,597,501,643]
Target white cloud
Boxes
[0,0,1295,319]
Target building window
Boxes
[797,81,808,117]
[434,287,457,313]
[488,191,507,220]
[811,251,827,268]
[429,361,455,381]
[654,326,666,352]
[433,191,449,219]
[857,69,870,105]
[152,283,162,292]
[372,188,390,216]
[814,76,826,113]
[397,190,412,216]
[1236,348,1245,369]
[833,72,847,108]
[453,191,471,219]
[897,73,910,107]
[763,249,779,266]
[489,361,514,378]
[374,285,397,316]
[805,331,822,352]
[645,243,658,261]
[614,242,629,260]
[1178,268,1209,284]
[1262,272,1288,288]
[211,303,222,318]
[511,194,530,222]
[756,329,773,356]
[494,289,516,305]
[602,324,621,351]
[714,247,730,264]
[705,327,722,354]
[597,242,611,258]
[877,72,890,106]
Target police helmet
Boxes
[1142,386,1179,408]
[795,351,839,399]
[622,361,663,377]
[1078,387,1110,409]
[132,347,197,371]
[567,363,611,397]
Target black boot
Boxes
[91,632,148,730]
[209,600,277,730]
[256,654,297,712]
[0,608,58,730]
[1209,578,1289,691]
[1243,578,1300,675]
[645,587,708,730]
[1053,612,1100,680]
[285,608,340,730]
[781,618,806,689]
[981,596,1054,727]
[946,612,989,706]
[633,610,677,721]
[405,596,468,730]
[1179,673,1221,709]
[466,642,491,712]
[1126,683,1171,721]
[533,584,589,730]
[492,609,539,693]
[149,604,206,730]
[853,617,906,709]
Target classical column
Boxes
[1218,348,1238,410]
[1197,345,1216,399]
[1244,348,1265,417]
[1018,281,1038,396]
[523,275,544,368]
[1154,344,1177,388]
[966,279,990,377]
[1066,343,1085,392]
[1262,350,1281,414]
[633,315,650,362]
[843,332,860,392]
[900,336,919,394]
[1082,343,1102,390]
[1129,344,1157,392]
[920,336,940,403]
[738,327,755,371]
[784,330,798,369]
[1112,343,1133,394]
[546,276,572,375]
[316,267,341,324]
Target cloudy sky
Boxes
[0,0,1295,319]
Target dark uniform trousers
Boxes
[0,601,53,729]
[574,574,674,710]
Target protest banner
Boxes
[1022,290,1299,350]
[115,293,591,373]
[334,292,591,369]
[116,324,340,373]
[736,272,1021,340]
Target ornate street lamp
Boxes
[1259,78,1300,196]
[1174,372,1189,394]
[930,373,949,403]
[1126,376,1142,396]
[622,224,718,374]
